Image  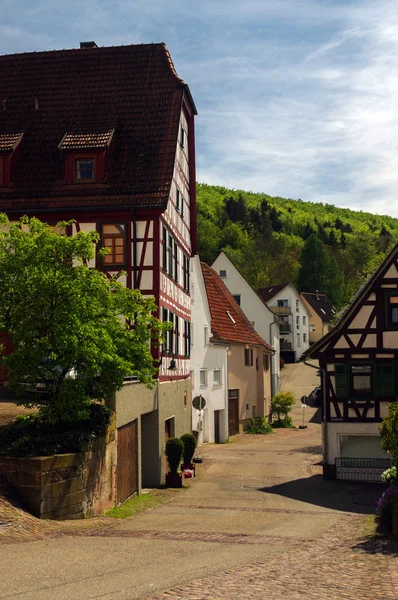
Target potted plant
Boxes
[165,437,184,487]
[180,433,197,476]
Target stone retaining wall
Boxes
[0,414,116,519]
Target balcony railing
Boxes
[270,305,291,315]
[279,322,291,333]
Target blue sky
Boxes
[2,0,398,216]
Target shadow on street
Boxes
[259,475,384,515]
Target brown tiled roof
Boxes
[257,283,289,303]
[0,132,24,153]
[201,262,272,349]
[0,43,195,210]
[58,123,115,150]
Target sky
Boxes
[2,0,398,216]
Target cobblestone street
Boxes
[1,363,397,599]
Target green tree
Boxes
[380,402,398,466]
[0,216,167,424]
[297,234,329,293]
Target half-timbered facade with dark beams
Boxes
[0,41,197,491]
[306,245,398,481]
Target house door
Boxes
[214,410,220,444]
[228,389,239,436]
[117,420,138,504]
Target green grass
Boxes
[106,491,166,519]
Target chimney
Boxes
[80,41,98,49]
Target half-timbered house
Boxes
[0,42,197,495]
[306,246,398,481]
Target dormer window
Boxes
[59,123,114,184]
[75,157,95,181]
[0,131,24,185]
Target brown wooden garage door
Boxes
[117,420,138,504]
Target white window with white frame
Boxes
[200,369,208,386]
[204,326,209,346]
[303,333,307,343]
[297,333,301,347]
[213,369,222,385]
[296,299,299,312]
[303,315,306,325]
[296,315,299,329]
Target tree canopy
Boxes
[0,216,167,423]
[197,183,397,308]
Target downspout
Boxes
[304,357,328,477]
[131,209,138,289]
[269,318,279,398]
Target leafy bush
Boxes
[271,391,296,426]
[376,486,398,532]
[380,402,398,466]
[180,433,196,464]
[0,403,112,457]
[165,438,184,473]
[381,466,397,485]
[246,417,273,434]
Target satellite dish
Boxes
[192,395,206,410]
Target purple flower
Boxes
[376,485,398,515]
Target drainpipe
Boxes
[269,318,279,398]
[304,357,328,477]
[131,209,138,289]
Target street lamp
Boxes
[160,348,177,371]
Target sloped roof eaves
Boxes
[201,262,272,350]
[0,43,186,208]
[301,292,334,322]
[214,251,278,319]
[306,244,398,359]
[257,283,289,303]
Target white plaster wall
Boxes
[266,285,310,361]
[190,256,228,443]
[212,252,280,394]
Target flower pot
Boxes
[165,471,182,488]
[181,462,196,477]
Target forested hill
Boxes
[196,183,398,309]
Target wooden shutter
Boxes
[175,316,179,356]
[374,363,395,397]
[334,363,348,398]
[174,241,178,282]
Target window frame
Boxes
[244,347,254,367]
[199,369,207,386]
[219,270,227,279]
[213,369,222,385]
[99,222,127,268]
[232,294,241,306]
[74,155,96,183]
[385,292,398,330]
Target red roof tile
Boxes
[201,262,272,349]
[0,43,195,211]
[0,132,24,153]
[58,123,115,150]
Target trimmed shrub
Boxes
[165,438,184,473]
[271,391,296,427]
[0,403,112,457]
[180,433,196,464]
[246,417,273,435]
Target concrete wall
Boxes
[228,344,271,430]
[110,378,191,489]
[0,415,117,519]
[212,252,280,395]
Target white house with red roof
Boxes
[190,256,229,444]
[201,263,273,434]
[212,251,280,396]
